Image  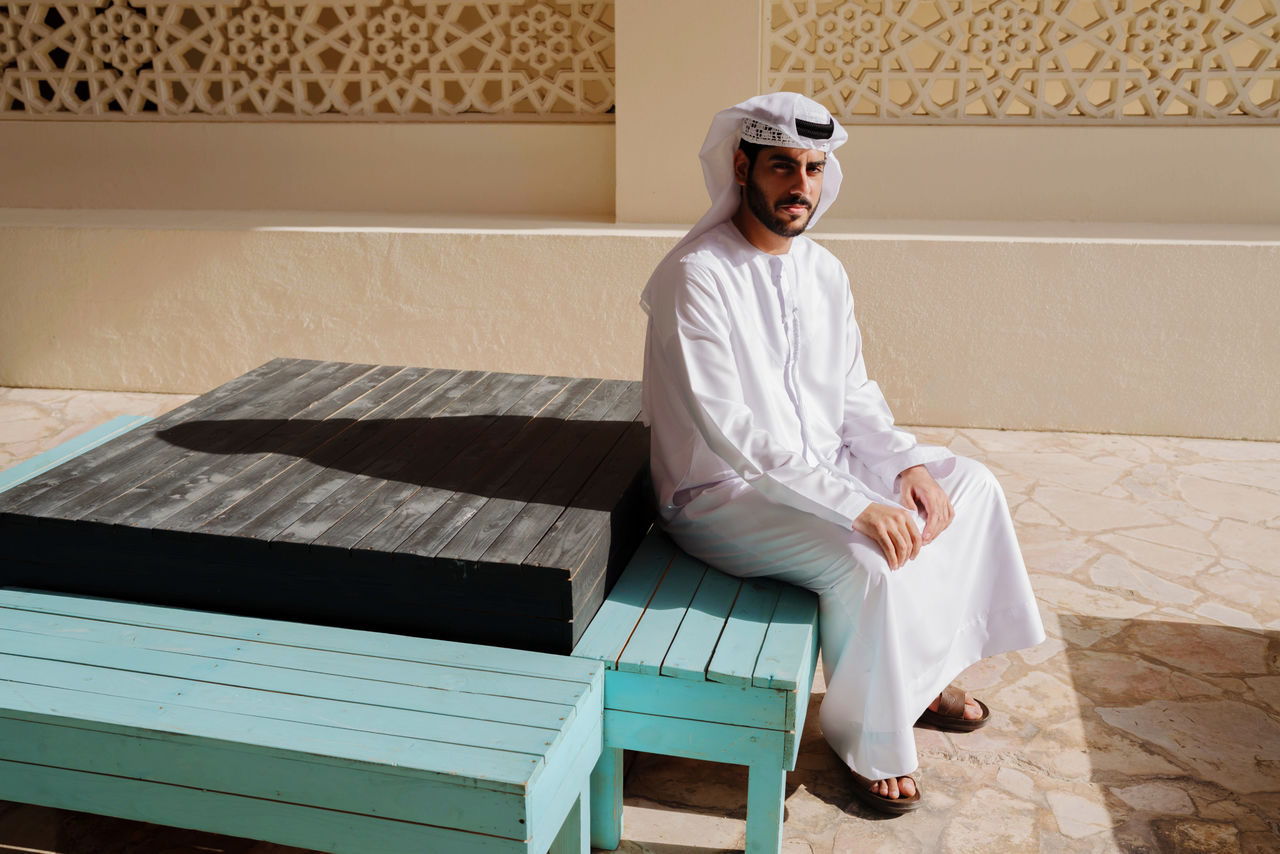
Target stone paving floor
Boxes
[0,387,1276,854]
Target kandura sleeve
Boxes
[654,267,879,529]
[838,273,953,487]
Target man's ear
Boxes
[732,149,750,187]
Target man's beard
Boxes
[744,174,814,239]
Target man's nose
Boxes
[792,172,815,199]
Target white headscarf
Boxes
[640,92,849,314]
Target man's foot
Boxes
[915,682,991,732]
[849,770,922,815]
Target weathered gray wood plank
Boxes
[37,360,339,522]
[307,374,582,552]
[272,370,541,547]
[0,358,303,514]
[481,382,643,568]
[81,362,378,526]
[155,366,437,537]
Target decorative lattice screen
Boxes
[767,0,1280,122]
[0,0,615,118]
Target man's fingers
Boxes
[900,486,918,513]
[876,524,900,569]
[889,518,917,567]
[907,516,922,560]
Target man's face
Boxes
[736,146,826,239]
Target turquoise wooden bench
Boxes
[573,528,820,854]
[0,587,603,853]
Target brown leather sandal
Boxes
[915,682,990,732]
[849,770,922,815]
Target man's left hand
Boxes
[897,465,954,545]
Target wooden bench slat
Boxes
[318,375,592,555]
[615,550,706,676]
[572,528,676,667]
[752,584,819,691]
[476,384,640,571]
[304,370,557,550]
[83,361,379,526]
[659,568,742,681]
[391,373,591,558]
[271,369,516,546]
[0,619,579,728]
[45,359,338,522]
[603,669,790,730]
[0,715,529,838]
[0,415,152,495]
[3,652,564,759]
[520,417,648,575]
[706,580,780,686]
[0,759,532,853]
[2,680,543,790]
[0,589,601,685]
[151,365,429,534]
[189,367,461,539]
[113,362,395,528]
[0,357,300,512]
[336,371,544,555]
[433,377,615,562]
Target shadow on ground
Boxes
[1057,615,1279,853]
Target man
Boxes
[640,93,1044,814]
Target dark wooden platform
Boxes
[0,358,654,653]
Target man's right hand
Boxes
[852,503,922,570]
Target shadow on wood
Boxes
[157,416,641,512]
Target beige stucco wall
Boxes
[2,215,1276,440]
[0,122,616,217]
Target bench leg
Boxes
[588,745,624,849]
[547,783,589,854]
[745,763,786,854]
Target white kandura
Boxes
[641,93,1044,780]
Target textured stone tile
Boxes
[1033,576,1157,619]
[1119,622,1271,676]
[1047,790,1116,839]
[1021,538,1099,576]
[1013,499,1063,528]
[1194,602,1264,629]
[1096,533,1215,577]
[1122,524,1221,557]
[1097,700,1280,793]
[1067,650,1220,705]
[995,767,1036,801]
[1178,475,1280,524]
[939,788,1039,853]
[1209,519,1280,574]
[1110,781,1196,814]
[1149,819,1243,854]
[1087,554,1201,606]
[1244,675,1280,712]
[1180,460,1280,491]
[1034,486,1172,531]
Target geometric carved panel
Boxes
[767,0,1280,122]
[0,1,614,119]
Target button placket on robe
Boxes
[777,254,817,468]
